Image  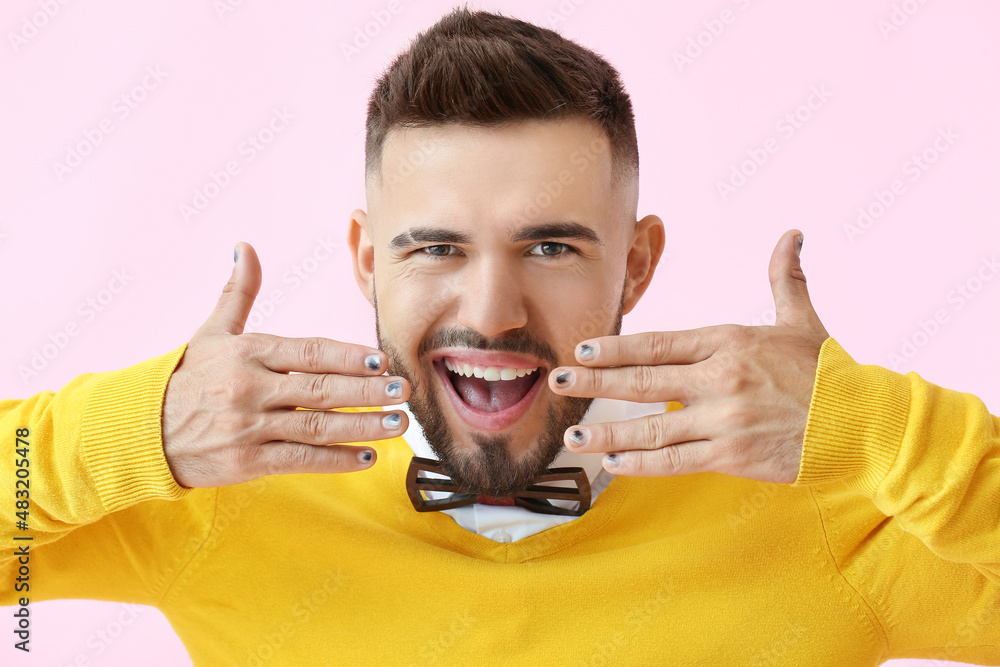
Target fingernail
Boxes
[365,354,383,371]
[796,234,804,257]
[554,370,575,387]
[234,245,239,263]
[359,449,373,464]
[604,453,619,468]
[385,381,403,398]
[568,427,590,447]
[578,343,598,361]
[382,413,402,430]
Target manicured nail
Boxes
[568,428,590,447]
[385,381,403,398]
[604,453,619,468]
[578,343,598,361]
[365,354,382,371]
[796,234,804,257]
[359,449,373,464]
[554,370,575,387]
[234,246,239,263]
[382,413,402,430]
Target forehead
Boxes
[372,117,620,238]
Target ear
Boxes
[622,214,665,315]
[347,209,375,306]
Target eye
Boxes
[416,245,461,259]
[528,242,576,258]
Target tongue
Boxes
[451,372,537,412]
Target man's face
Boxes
[351,118,643,497]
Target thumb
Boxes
[198,242,263,337]
[768,229,819,330]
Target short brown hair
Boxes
[364,6,639,192]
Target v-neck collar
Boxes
[379,398,652,562]
[384,431,633,563]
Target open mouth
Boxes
[432,354,548,431]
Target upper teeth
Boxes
[444,359,538,381]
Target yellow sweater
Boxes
[1,337,998,665]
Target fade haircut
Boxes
[364,6,640,195]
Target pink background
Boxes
[2,0,998,665]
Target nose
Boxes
[455,257,528,337]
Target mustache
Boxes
[416,327,558,368]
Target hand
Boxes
[162,242,411,488]
[548,229,830,484]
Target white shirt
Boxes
[397,398,668,543]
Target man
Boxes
[2,8,998,665]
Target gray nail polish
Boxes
[578,344,594,360]
[569,428,589,446]
[555,370,574,386]
[365,354,382,371]
[382,413,402,429]
[385,381,402,398]
[359,450,373,463]
[605,453,619,467]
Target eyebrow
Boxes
[388,222,603,252]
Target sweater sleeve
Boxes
[0,343,216,607]
[791,337,1000,661]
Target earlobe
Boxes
[622,214,666,315]
[347,209,375,305]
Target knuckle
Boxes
[228,440,259,473]
[347,414,372,442]
[276,444,314,471]
[299,338,325,372]
[643,416,666,448]
[721,401,753,429]
[221,373,255,404]
[299,409,327,442]
[603,425,617,452]
[715,438,741,470]
[721,323,745,345]
[308,374,335,404]
[632,365,657,397]
[649,333,672,361]
[658,445,686,475]
[359,378,380,405]
[229,333,260,361]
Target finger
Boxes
[199,241,263,337]
[550,363,697,403]
[271,372,410,409]
[248,441,379,478]
[264,407,409,446]
[248,332,389,376]
[572,326,730,368]
[563,405,706,453]
[768,228,818,330]
[601,440,714,477]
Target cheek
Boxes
[379,282,448,353]
[551,285,623,349]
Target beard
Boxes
[373,279,626,497]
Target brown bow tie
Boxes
[405,456,592,517]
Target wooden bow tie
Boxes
[405,456,592,517]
